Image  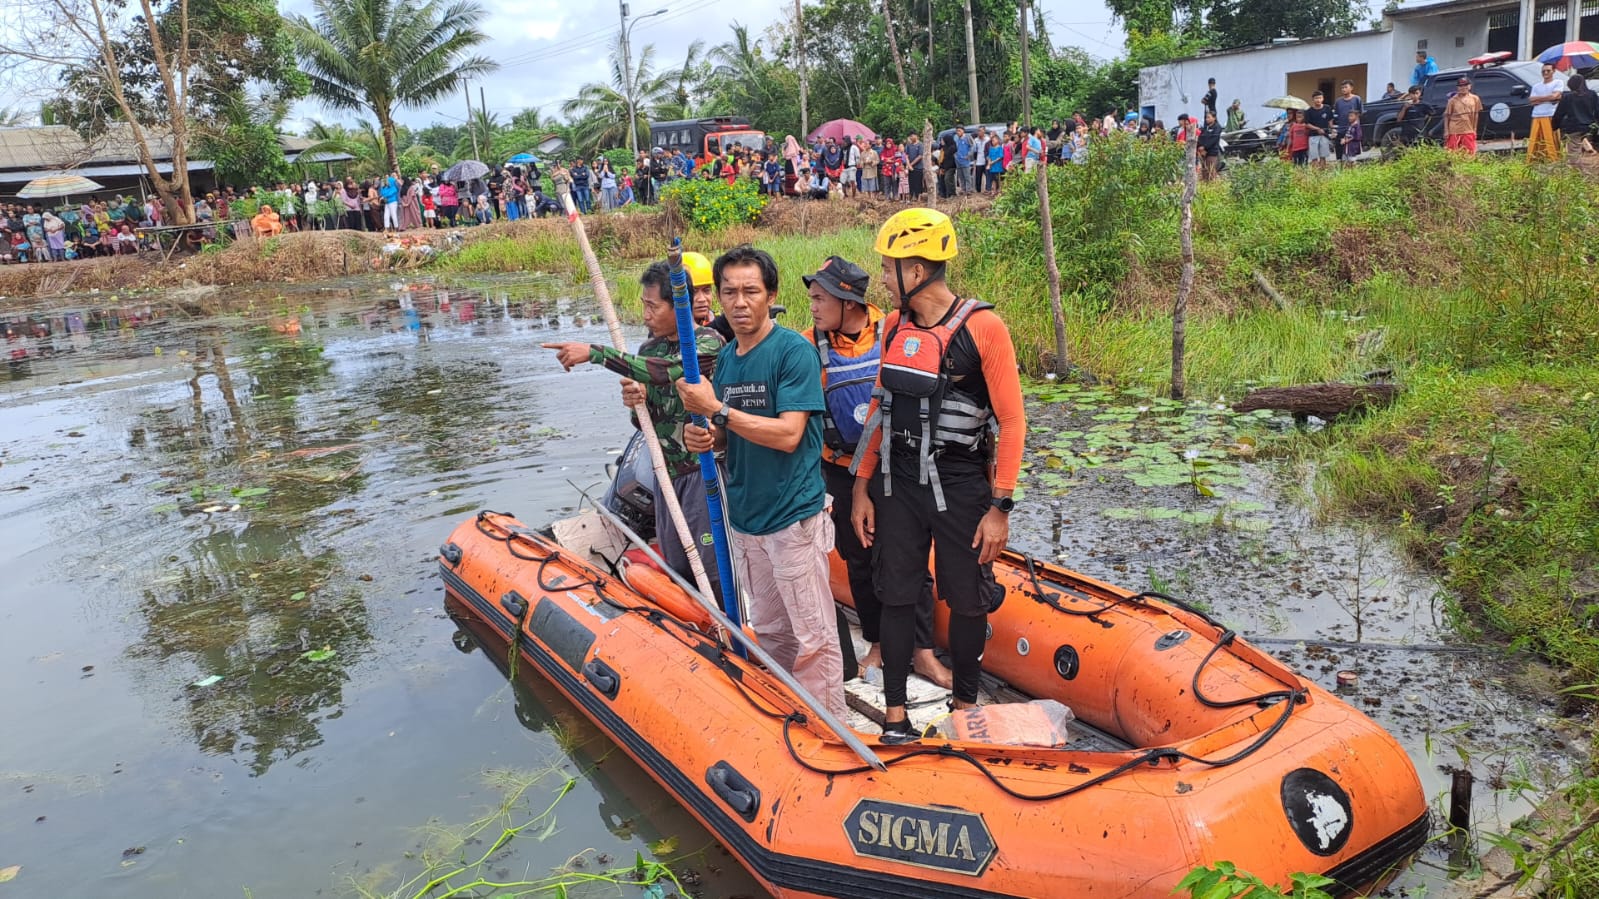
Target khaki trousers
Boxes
[731,510,847,721]
[1528,117,1561,163]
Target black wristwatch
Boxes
[711,403,731,428]
[990,496,1015,514]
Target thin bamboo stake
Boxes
[1172,125,1197,400]
[1035,159,1067,377]
[555,189,717,605]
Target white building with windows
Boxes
[1138,0,1599,126]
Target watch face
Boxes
[993,497,1015,513]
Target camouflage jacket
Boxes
[589,326,725,477]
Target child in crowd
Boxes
[421,190,437,228]
[1341,110,1364,161]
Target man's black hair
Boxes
[640,260,672,303]
[713,245,779,293]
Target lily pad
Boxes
[0,865,19,883]
[300,647,337,663]
[191,674,223,688]
[233,487,270,498]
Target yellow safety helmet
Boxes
[681,251,715,288]
[874,207,958,261]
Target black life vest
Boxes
[853,297,993,511]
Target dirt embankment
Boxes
[0,194,995,303]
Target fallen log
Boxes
[1232,381,1398,419]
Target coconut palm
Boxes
[561,36,675,153]
[287,0,497,175]
[298,118,386,177]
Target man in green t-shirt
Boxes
[677,245,845,721]
[543,260,726,601]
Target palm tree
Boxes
[561,36,673,154]
[299,118,387,178]
[287,0,498,175]
[0,107,27,127]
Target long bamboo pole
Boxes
[576,483,888,772]
[554,188,717,606]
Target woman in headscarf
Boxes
[43,210,67,261]
[399,177,423,230]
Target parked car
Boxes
[1363,59,1599,148]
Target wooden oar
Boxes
[553,188,717,610]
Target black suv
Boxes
[1363,60,1592,147]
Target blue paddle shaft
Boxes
[668,239,742,640]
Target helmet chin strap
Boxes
[894,259,944,313]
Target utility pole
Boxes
[465,82,481,160]
[796,0,808,137]
[620,0,637,157]
[1019,0,1032,128]
[962,0,979,124]
[479,86,490,158]
[928,1,935,104]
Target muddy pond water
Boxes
[0,275,1583,897]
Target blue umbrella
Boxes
[507,152,539,165]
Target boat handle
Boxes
[705,761,761,822]
[439,542,463,566]
[500,590,529,619]
[583,657,621,700]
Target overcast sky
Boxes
[281,0,1127,132]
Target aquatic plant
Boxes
[349,761,686,899]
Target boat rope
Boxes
[471,511,799,720]
[779,630,1307,801]
[781,676,1300,801]
[468,513,1307,797]
[1021,555,1224,630]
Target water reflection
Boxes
[132,525,370,775]
[445,597,761,894]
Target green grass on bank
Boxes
[1319,365,1599,679]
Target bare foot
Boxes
[913,648,954,689]
[858,645,882,677]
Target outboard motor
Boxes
[601,431,657,542]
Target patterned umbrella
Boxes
[441,159,489,182]
[16,174,104,199]
[1537,40,1599,71]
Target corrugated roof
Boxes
[0,160,215,184]
[0,124,177,171]
[0,126,338,174]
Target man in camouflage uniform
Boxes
[544,259,726,601]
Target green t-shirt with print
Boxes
[713,324,825,536]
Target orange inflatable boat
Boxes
[440,509,1428,899]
